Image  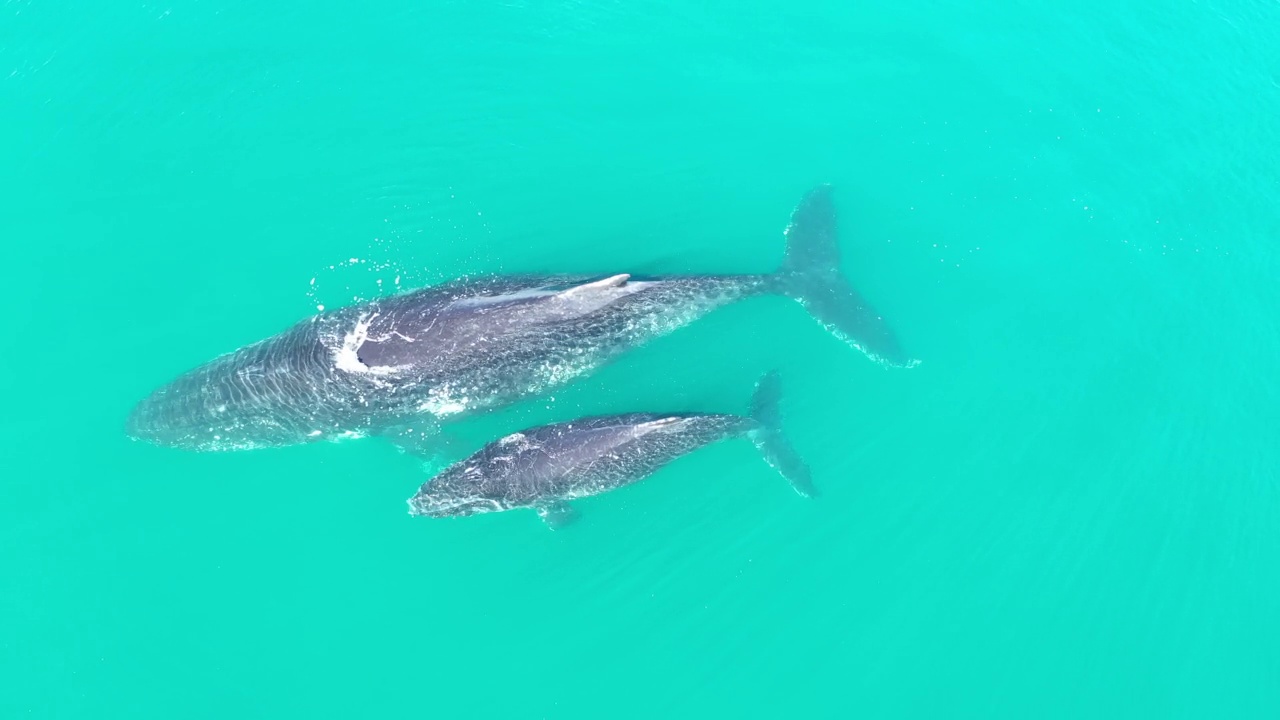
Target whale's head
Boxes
[125,377,299,452]
[126,387,225,451]
[407,489,503,518]
[126,383,212,449]
[406,468,506,519]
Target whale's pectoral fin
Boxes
[536,501,580,530]
[558,273,630,297]
[536,274,647,321]
[378,423,464,472]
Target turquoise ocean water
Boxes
[4,2,1279,717]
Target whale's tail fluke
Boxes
[749,371,815,498]
[776,185,918,368]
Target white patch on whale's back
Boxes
[333,313,401,376]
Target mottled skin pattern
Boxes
[126,273,765,451]
[352,273,764,417]
[126,185,915,453]
[407,412,757,520]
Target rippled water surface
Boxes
[3,1,1278,717]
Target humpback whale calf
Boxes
[408,372,812,528]
[126,185,915,453]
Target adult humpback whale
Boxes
[126,185,916,453]
[409,372,811,528]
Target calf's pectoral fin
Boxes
[536,501,580,530]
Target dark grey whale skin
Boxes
[125,186,914,453]
[125,272,764,452]
[408,372,815,528]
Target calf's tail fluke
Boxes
[749,371,816,498]
[776,185,919,368]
